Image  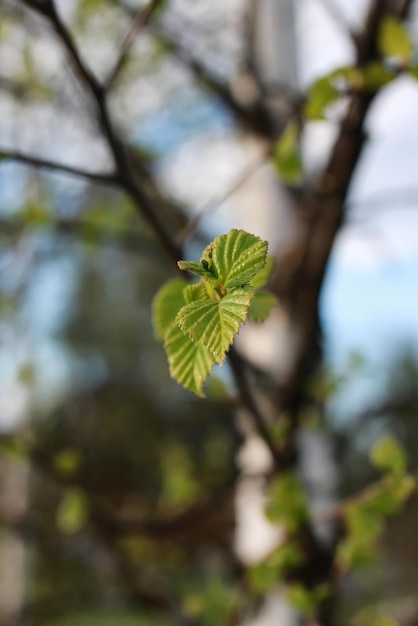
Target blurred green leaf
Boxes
[370,436,407,475]
[265,473,309,530]
[161,443,199,507]
[56,488,88,535]
[44,612,165,626]
[287,584,318,617]
[274,121,302,184]
[19,203,51,227]
[250,254,274,289]
[378,17,413,62]
[18,362,36,385]
[183,578,235,626]
[363,62,394,90]
[352,606,400,626]
[53,449,82,478]
[152,278,187,340]
[248,541,305,593]
[305,77,339,120]
[248,290,278,322]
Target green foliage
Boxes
[274,121,303,184]
[18,361,36,385]
[265,472,309,530]
[160,442,200,509]
[337,437,415,570]
[43,613,165,626]
[248,541,305,593]
[153,229,276,396]
[371,436,407,475]
[56,488,89,535]
[248,290,278,321]
[351,606,400,626]
[53,449,82,478]
[362,62,394,90]
[305,75,339,120]
[287,583,330,618]
[378,17,413,63]
[182,578,236,626]
[337,501,385,569]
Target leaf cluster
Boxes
[152,229,278,397]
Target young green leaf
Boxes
[248,290,278,322]
[56,488,88,535]
[176,287,254,363]
[164,323,215,397]
[177,261,218,286]
[265,472,309,530]
[362,62,394,90]
[274,121,303,184]
[250,255,274,289]
[370,436,406,475]
[152,278,187,340]
[208,229,268,289]
[305,76,339,120]
[378,17,413,62]
[183,281,209,304]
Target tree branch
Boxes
[104,0,164,92]
[22,0,182,263]
[0,149,117,185]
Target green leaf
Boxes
[176,287,253,363]
[337,502,384,569]
[56,488,88,535]
[265,473,309,530]
[248,542,305,593]
[164,323,215,397]
[18,362,36,385]
[208,229,268,289]
[370,436,407,475]
[152,278,187,340]
[363,62,394,90]
[409,64,418,80]
[53,450,82,477]
[250,254,274,289]
[177,261,218,286]
[183,282,209,304]
[248,290,278,322]
[287,585,318,617]
[305,76,339,120]
[274,121,303,184]
[378,17,413,62]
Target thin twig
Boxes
[316,0,358,50]
[105,0,163,92]
[179,145,272,246]
[0,149,118,185]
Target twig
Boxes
[22,0,182,263]
[316,0,358,50]
[228,348,282,469]
[178,145,272,246]
[105,0,163,92]
[0,149,118,185]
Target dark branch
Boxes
[0,149,117,185]
[22,0,182,263]
[105,0,163,92]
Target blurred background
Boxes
[0,0,418,625]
